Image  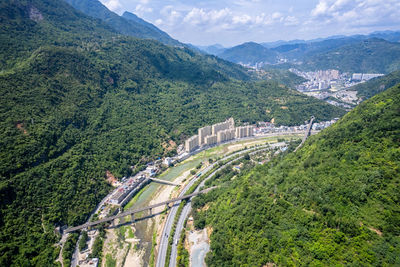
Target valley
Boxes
[1,0,399,267]
[64,128,312,267]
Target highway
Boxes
[70,190,115,267]
[168,144,285,267]
[65,189,211,233]
[294,116,315,152]
[64,131,316,267]
[157,143,283,267]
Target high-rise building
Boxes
[205,135,218,146]
[235,126,255,138]
[217,129,235,143]
[212,118,235,135]
[185,135,199,153]
[198,125,212,146]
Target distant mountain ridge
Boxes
[301,38,400,73]
[64,0,181,46]
[197,31,400,73]
[196,44,226,55]
[217,42,278,67]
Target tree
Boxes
[79,231,88,252]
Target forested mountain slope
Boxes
[64,0,180,46]
[218,42,278,65]
[193,84,400,266]
[302,38,400,73]
[0,0,345,265]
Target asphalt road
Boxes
[157,143,281,267]
[168,145,280,267]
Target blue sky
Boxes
[100,0,400,46]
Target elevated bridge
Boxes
[149,177,180,186]
[295,116,315,152]
[64,188,213,233]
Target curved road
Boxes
[168,143,285,267]
[157,143,285,267]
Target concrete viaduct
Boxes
[295,116,315,152]
[64,188,213,233]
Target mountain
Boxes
[367,30,400,42]
[261,39,307,49]
[262,31,400,50]
[0,0,345,265]
[271,37,363,61]
[196,44,226,55]
[121,11,177,45]
[193,83,400,266]
[302,38,400,73]
[217,42,278,66]
[64,0,180,46]
[259,68,307,88]
[351,70,400,100]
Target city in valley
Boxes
[2,0,399,267]
[290,69,384,109]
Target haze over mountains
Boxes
[198,31,400,73]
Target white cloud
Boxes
[157,6,182,26]
[308,0,400,34]
[154,19,163,26]
[284,16,299,26]
[183,8,231,26]
[101,0,122,12]
[135,4,153,14]
[179,7,298,32]
[311,0,329,17]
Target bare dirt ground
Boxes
[188,228,210,267]
[123,245,145,267]
[151,169,194,254]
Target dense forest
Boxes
[193,84,400,266]
[301,38,400,73]
[0,0,346,266]
[64,0,181,46]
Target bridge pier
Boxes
[63,189,211,233]
[131,214,135,223]
[120,216,125,224]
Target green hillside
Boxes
[260,67,307,88]
[302,38,400,73]
[64,0,181,46]
[0,0,346,266]
[351,70,400,100]
[193,84,400,266]
[218,42,278,65]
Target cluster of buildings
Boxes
[290,69,348,92]
[289,68,386,109]
[185,118,255,153]
[109,176,147,205]
[254,118,339,135]
[352,73,384,81]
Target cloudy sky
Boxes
[100,0,400,47]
